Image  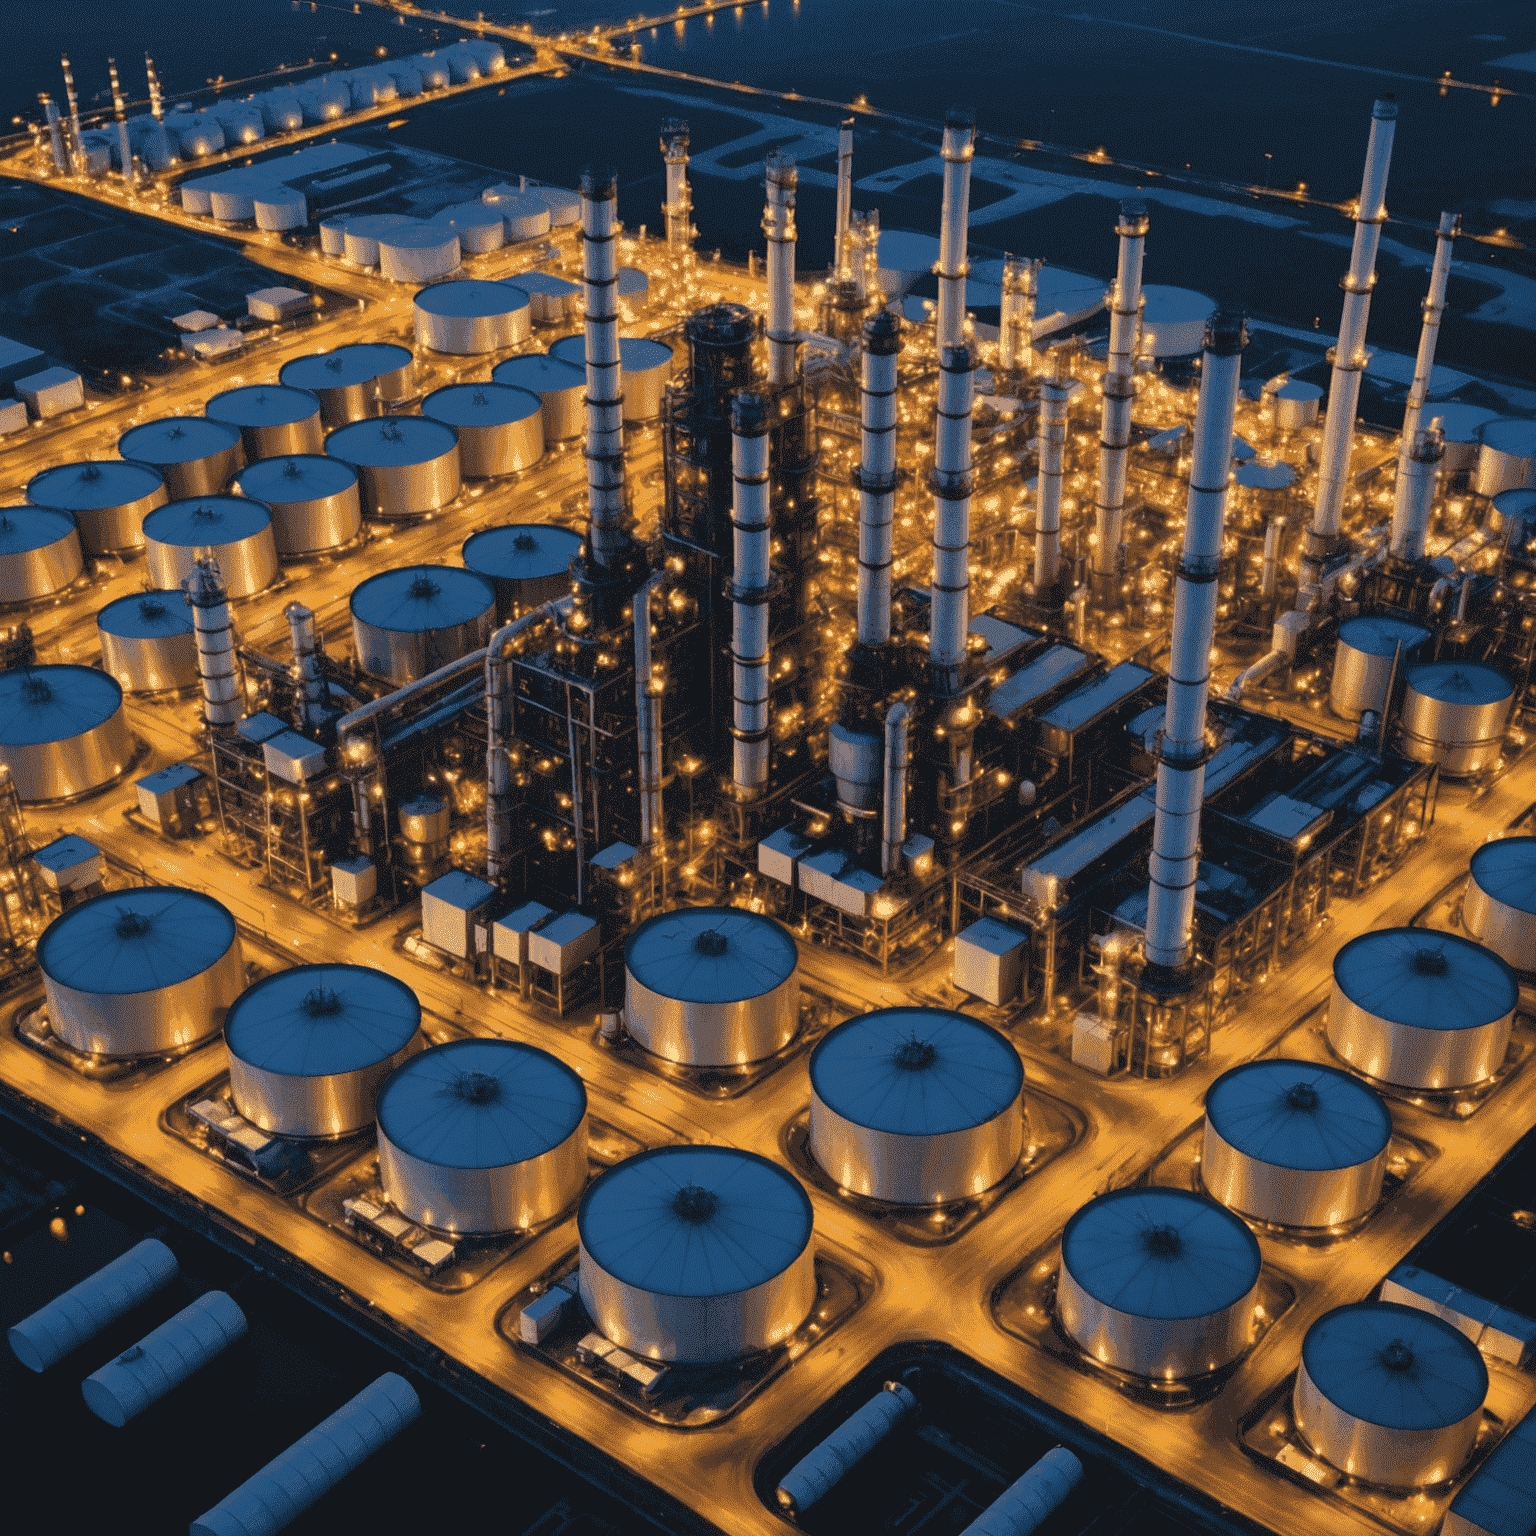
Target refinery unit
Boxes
[0,41,1534,1536]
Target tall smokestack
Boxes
[1389,424,1444,562]
[998,255,1039,382]
[286,603,326,732]
[929,343,976,685]
[1399,211,1458,453]
[763,152,798,387]
[1093,203,1148,580]
[185,559,243,729]
[730,394,772,799]
[935,107,975,353]
[146,55,165,122]
[1107,202,1148,375]
[1035,350,1074,594]
[60,56,81,168]
[834,118,854,275]
[1306,98,1398,578]
[1143,312,1247,974]
[108,60,133,183]
[39,95,66,174]
[881,702,909,877]
[660,119,690,250]
[856,310,901,647]
[580,168,628,573]
[634,573,666,847]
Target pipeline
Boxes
[1399,212,1458,452]
[856,310,901,646]
[935,106,975,352]
[764,152,799,387]
[581,168,628,570]
[634,571,667,847]
[929,343,977,686]
[730,393,772,798]
[882,703,910,877]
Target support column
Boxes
[764,152,799,388]
[935,108,975,353]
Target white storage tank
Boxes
[253,190,306,232]
[528,186,581,227]
[578,1146,815,1364]
[1056,1187,1261,1380]
[143,496,279,600]
[351,342,415,405]
[349,565,495,684]
[1328,614,1430,721]
[483,189,552,243]
[507,271,581,325]
[26,460,167,557]
[1433,403,1499,474]
[1294,1302,1486,1486]
[414,54,451,90]
[1464,836,1536,972]
[1201,1061,1391,1229]
[1398,661,1514,776]
[1139,286,1216,358]
[97,591,198,693]
[377,1038,586,1234]
[0,665,131,803]
[624,906,800,1067]
[1328,927,1516,1090]
[549,334,674,422]
[422,384,542,479]
[461,523,581,621]
[440,202,505,254]
[492,354,585,441]
[297,80,349,124]
[0,509,83,602]
[319,213,355,256]
[209,172,277,223]
[1474,417,1536,499]
[38,886,244,1056]
[225,964,421,1139]
[230,454,361,556]
[205,384,324,460]
[378,225,460,284]
[809,1007,1024,1205]
[174,112,225,159]
[386,61,424,97]
[325,417,460,519]
[256,93,305,133]
[617,267,649,309]
[1273,379,1323,432]
[1492,487,1536,549]
[118,417,246,500]
[413,279,531,355]
[343,213,415,268]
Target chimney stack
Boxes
[763,152,799,387]
[935,107,976,352]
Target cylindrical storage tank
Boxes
[376,1038,586,1234]
[1434,403,1499,474]
[461,523,581,621]
[351,342,414,405]
[1056,1187,1262,1381]
[440,202,505,254]
[508,271,582,325]
[1492,487,1536,550]
[412,279,530,355]
[280,347,387,429]
[27,460,167,557]
[319,214,355,256]
[421,384,542,478]
[209,176,275,224]
[578,1146,816,1364]
[1294,1302,1487,1487]
[181,181,214,216]
[1329,614,1430,721]
[143,496,279,600]
[256,92,305,133]
[809,1008,1024,1204]
[230,455,361,556]
[1475,417,1536,499]
[348,565,495,684]
[118,417,246,501]
[492,354,585,441]
[487,192,552,242]
[1329,927,1516,1090]
[297,81,349,124]
[342,213,414,268]
[38,886,243,1056]
[414,54,451,90]
[175,114,224,158]
[386,61,423,96]
[1398,661,1514,776]
[1464,837,1536,972]
[550,334,673,423]
[529,186,581,227]
[398,793,449,857]
[617,267,649,308]
[253,189,307,232]
[0,666,130,803]
[1273,379,1323,432]
[378,225,460,284]
[205,385,324,461]
[1201,1061,1391,1229]
[97,591,198,693]
[0,509,83,602]
[325,417,460,519]
[1139,286,1217,358]
[624,906,800,1067]
[225,964,421,1139]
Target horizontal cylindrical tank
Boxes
[377,1038,586,1234]
[1329,614,1429,721]
[253,190,307,232]
[506,270,581,324]
[7,1238,179,1373]
[230,454,362,555]
[205,384,323,460]
[1475,417,1536,499]
[0,509,83,602]
[958,1448,1085,1536]
[342,213,414,267]
[1329,927,1516,1090]
[1202,1061,1391,1229]
[624,906,800,1066]
[226,964,421,1139]
[349,564,495,683]
[1057,1187,1261,1380]
[39,886,244,1056]
[549,334,674,422]
[1294,1302,1486,1486]
[579,1146,816,1364]
[143,496,279,600]
[1399,661,1514,776]
[1273,379,1322,432]
[325,417,460,519]
[0,665,131,803]
[26,460,167,557]
[1464,836,1536,972]
[378,225,460,283]
[118,417,246,501]
[775,1383,918,1516]
[809,1007,1025,1205]
[97,591,198,693]
[413,279,530,355]
[421,383,542,478]
[461,523,581,621]
[492,354,585,441]
[440,201,505,254]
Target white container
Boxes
[378,225,460,283]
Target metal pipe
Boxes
[881,703,910,876]
[1036,351,1073,593]
[284,603,326,732]
[856,310,901,647]
[1093,370,1135,580]
[1260,517,1285,600]
[1107,201,1148,377]
[1400,212,1458,451]
[834,117,854,275]
[634,571,667,847]
[146,56,164,121]
[39,96,66,174]
[185,558,243,729]
[958,1446,1084,1536]
[1145,311,1247,972]
[776,1382,916,1517]
[935,107,976,353]
[60,56,81,167]
[1308,98,1398,554]
[660,119,690,249]
[999,254,1039,380]
[929,343,976,682]
[1389,423,1444,561]
[581,168,628,570]
[107,59,133,183]
[764,152,799,387]
[731,393,773,797]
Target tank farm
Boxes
[2,69,1536,1536]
